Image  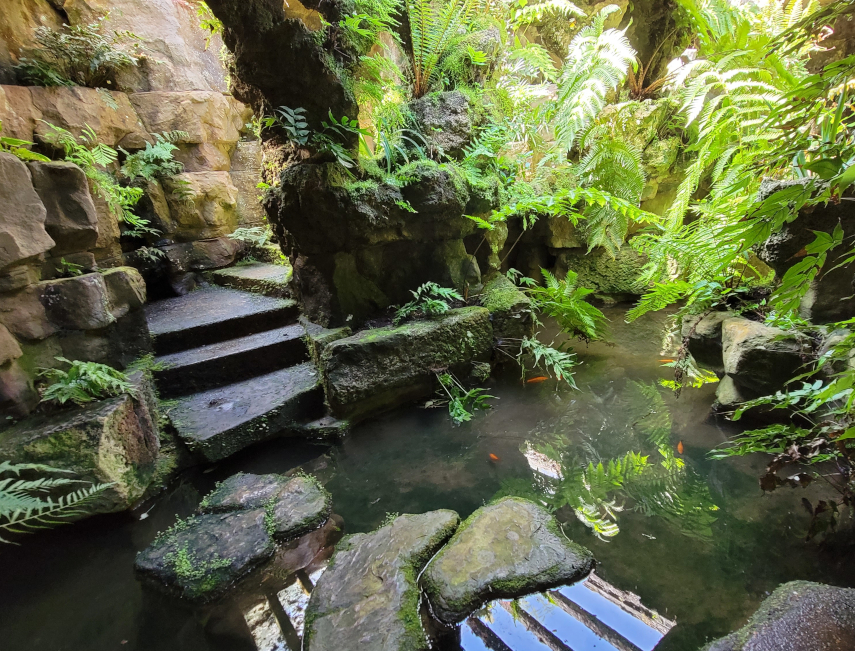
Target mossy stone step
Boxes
[145,286,298,355]
[168,362,324,462]
[207,262,292,298]
[153,323,308,398]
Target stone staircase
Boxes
[145,263,338,462]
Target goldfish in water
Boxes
[489,453,500,462]
[526,376,548,384]
[659,358,676,363]
[677,440,684,455]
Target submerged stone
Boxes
[422,496,595,625]
[704,581,855,651]
[304,510,460,651]
[136,472,332,603]
[320,307,493,422]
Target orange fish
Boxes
[677,440,684,455]
[659,358,676,363]
[489,453,500,462]
[527,376,548,384]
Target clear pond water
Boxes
[3,307,855,650]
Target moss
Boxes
[482,275,528,313]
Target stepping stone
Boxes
[705,581,855,651]
[422,497,594,625]
[135,472,331,603]
[168,362,323,462]
[145,286,298,355]
[154,323,308,398]
[208,262,292,298]
[304,510,460,651]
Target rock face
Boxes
[721,317,807,398]
[705,581,855,651]
[163,172,239,242]
[0,372,160,513]
[555,246,647,297]
[27,161,99,256]
[304,510,461,651]
[321,307,493,421]
[37,273,115,331]
[422,497,595,625]
[482,274,534,342]
[129,91,248,146]
[0,152,54,280]
[410,91,474,159]
[135,472,332,603]
[681,311,735,371]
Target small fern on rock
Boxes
[39,357,135,407]
[394,282,463,324]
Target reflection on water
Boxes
[2,308,855,651]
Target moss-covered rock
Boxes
[304,510,460,651]
[409,90,475,159]
[421,496,594,625]
[704,581,855,651]
[320,307,493,422]
[482,274,534,341]
[555,245,648,297]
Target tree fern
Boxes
[554,5,637,153]
[0,462,111,543]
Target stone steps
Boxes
[207,262,293,298]
[167,363,324,462]
[145,286,299,355]
[154,323,308,398]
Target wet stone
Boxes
[135,472,331,603]
[705,581,855,651]
[422,497,595,625]
[304,510,460,651]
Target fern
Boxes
[119,131,188,181]
[0,119,50,162]
[435,372,495,424]
[39,357,135,406]
[0,462,111,543]
[517,336,579,387]
[554,5,637,153]
[526,269,609,341]
[394,281,463,324]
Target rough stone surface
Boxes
[422,497,595,624]
[0,1,65,85]
[162,172,239,242]
[30,87,149,149]
[0,152,53,273]
[554,245,648,296]
[0,359,39,417]
[321,307,493,421]
[0,84,40,140]
[681,311,735,370]
[304,510,460,651]
[102,266,147,318]
[27,161,99,256]
[200,473,331,540]
[482,274,534,342]
[722,317,807,397]
[0,284,56,340]
[0,324,22,366]
[130,91,248,145]
[175,142,233,172]
[162,237,242,273]
[38,273,115,331]
[208,262,292,298]
[705,581,855,651]
[410,91,474,159]
[0,372,160,513]
[135,471,332,603]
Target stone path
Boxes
[145,265,344,461]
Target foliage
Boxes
[394,282,463,324]
[197,1,224,49]
[517,336,579,388]
[119,132,188,181]
[39,357,135,406]
[524,269,609,341]
[16,16,139,88]
[435,372,495,424]
[0,461,111,544]
[0,120,49,162]
[262,106,311,145]
[228,226,272,247]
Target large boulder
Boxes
[0,152,54,280]
[320,307,493,421]
[27,161,99,256]
[304,510,460,651]
[37,273,115,331]
[161,237,242,272]
[0,372,160,513]
[554,245,648,297]
[135,472,333,603]
[101,266,147,318]
[422,497,594,625]
[162,172,239,241]
[63,0,230,93]
[482,274,535,342]
[705,581,855,651]
[722,317,807,398]
[30,87,149,149]
[410,90,474,159]
[681,311,735,371]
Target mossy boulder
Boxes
[0,372,160,514]
[320,307,493,422]
[704,581,855,651]
[422,496,595,625]
[482,274,534,342]
[135,472,332,603]
[555,245,648,297]
[304,510,460,651]
[409,90,474,159]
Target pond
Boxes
[2,307,854,651]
